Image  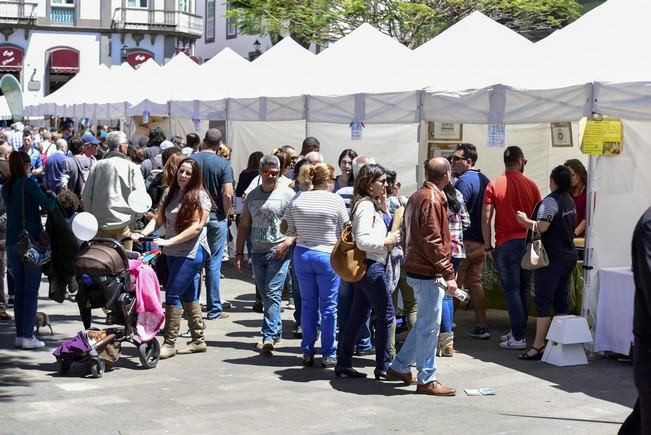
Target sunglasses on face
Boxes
[451,155,466,162]
[262,169,280,177]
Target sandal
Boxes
[518,345,545,361]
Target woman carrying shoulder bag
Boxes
[5,151,56,349]
[515,165,577,360]
[336,164,400,380]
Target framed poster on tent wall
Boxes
[429,121,463,141]
[551,122,573,147]
[428,142,458,160]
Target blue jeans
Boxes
[337,280,372,351]
[441,257,463,333]
[338,260,394,371]
[294,246,339,358]
[391,277,444,385]
[7,243,43,339]
[494,239,531,341]
[205,219,228,318]
[252,250,290,342]
[166,248,205,307]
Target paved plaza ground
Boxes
[0,262,636,434]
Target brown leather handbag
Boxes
[330,221,366,283]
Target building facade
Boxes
[194,0,270,62]
[0,0,202,102]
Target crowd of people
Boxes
[0,120,589,396]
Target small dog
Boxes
[35,312,53,336]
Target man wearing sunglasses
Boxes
[451,143,491,340]
[482,146,540,350]
[235,154,296,353]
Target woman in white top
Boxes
[284,163,349,368]
[133,158,211,360]
[336,164,400,380]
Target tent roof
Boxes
[415,11,531,55]
[253,36,314,69]
[311,23,425,95]
[418,11,533,90]
[202,47,249,70]
[510,0,650,87]
[163,52,200,71]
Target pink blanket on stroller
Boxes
[129,259,164,342]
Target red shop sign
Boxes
[126,50,154,69]
[0,45,24,72]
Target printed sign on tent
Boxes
[581,119,623,155]
[487,124,505,148]
[350,121,365,141]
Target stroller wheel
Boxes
[57,358,71,375]
[138,339,160,369]
[90,359,105,378]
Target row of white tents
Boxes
[21,0,651,340]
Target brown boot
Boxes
[437,332,454,357]
[160,305,182,359]
[387,367,416,385]
[416,380,456,396]
[178,302,207,354]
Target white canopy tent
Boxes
[511,0,651,332]
[170,48,251,119]
[129,52,200,117]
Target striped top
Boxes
[284,190,350,253]
[335,186,354,213]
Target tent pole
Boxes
[225,98,230,146]
[168,102,173,138]
[304,95,309,137]
[416,90,424,186]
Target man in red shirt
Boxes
[482,146,541,350]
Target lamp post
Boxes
[120,44,128,62]
[248,39,262,61]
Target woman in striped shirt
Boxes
[284,163,349,368]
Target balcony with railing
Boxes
[111,8,203,37]
[0,1,37,24]
[50,5,75,25]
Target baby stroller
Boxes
[55,236,162,378]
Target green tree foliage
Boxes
[226,0,582,49]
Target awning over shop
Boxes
[49,48,80,74]
[0,45,24,72]
[127,50,154,69]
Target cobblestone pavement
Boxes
[0,263,635,434]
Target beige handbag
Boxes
[521,223,549,270]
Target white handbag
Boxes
[521,222,549,270]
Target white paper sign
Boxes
[487,124,505,148]
[351,121,363,141]
[142,111,150,124]
[192,118,200,132]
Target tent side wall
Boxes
[582,119,651,330]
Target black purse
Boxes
[17,180,50,267]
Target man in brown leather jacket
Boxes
[387,157,457,396]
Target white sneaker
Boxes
[499,337,526,350]
[22,337,46,349]
[500,331,513,342]
[15,337,24,348]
